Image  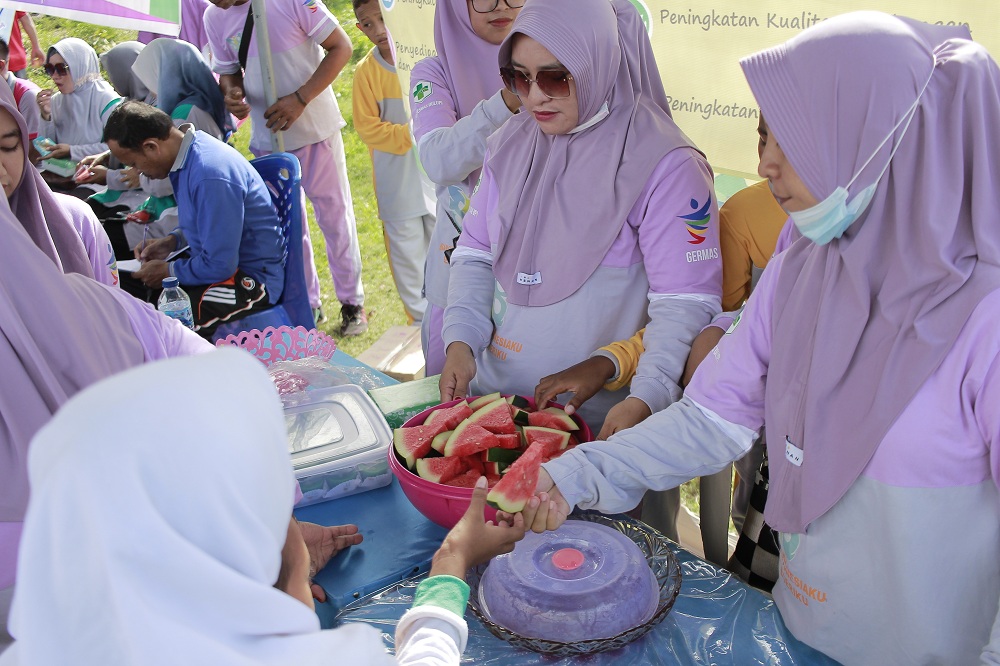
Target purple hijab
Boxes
[488,0,696,307]
[432,0,506,121]
[0,205,147,522]
[0,83,95,279]
[742,12,1000,533]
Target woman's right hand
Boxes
[439,342,477,401]
[37,89,53,121]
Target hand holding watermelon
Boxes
[430,477,528,579]
[534,356,618,415]
[496,467,571,534]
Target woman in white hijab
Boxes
[1,349,525,664]
[36,38,120,165]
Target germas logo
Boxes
[680,195,711,245]
[302,0,318,12]
[412,81,433,103]
[628,0,652,37]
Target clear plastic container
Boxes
[478,520,659,643]
[158,277,194,329]
[282,384,393,506]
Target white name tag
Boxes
[517,272,542,285]
[785,436,804,467]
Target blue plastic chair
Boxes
[212,153,316,341]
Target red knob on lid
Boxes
[552,547,585,571]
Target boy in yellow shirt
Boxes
[353,0,436,324]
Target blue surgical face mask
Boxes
[790,66,935,246]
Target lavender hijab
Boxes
[488,0,695,307]
[0,82,94,279]
[432,0,506,121]
[742,12,1000,533]
[0,205,146,523]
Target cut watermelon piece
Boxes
[486,447,522,464]
[468,392,502,410]
[443,423,500,457]
[511,408,531,427]
[415,456,467,484]
[505,394,532,409]
[484,461,504,476]
[486,441,546,512]
[523,426,571,459]
[430,429,453,454]
[466,398,518,434]
[424,402,474,430]
[444,469,484,488]
[393,422,448,468]
[462,454,486,476]
[527,408,579,431]
[494,433,521,449]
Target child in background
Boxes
[352,0,436,325]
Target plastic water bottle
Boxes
[158,277,194,329]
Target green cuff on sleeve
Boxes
[412,575,471,617]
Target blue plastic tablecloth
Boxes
[297,351,838,663]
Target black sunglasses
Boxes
[499,66,574,99]
[44,63,70,77]
[470,0,524,13]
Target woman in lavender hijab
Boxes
[410,0,524,376]
[440,0,722,435]
[510,11,1000,664]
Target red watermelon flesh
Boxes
[468,398,518,434]
[444,469,484,488]
[524,426,571,459]
[424,402,474,431]
[443,423,500,457]
[394,422,448,468]
[527,409,579,431]
[486,441,545,512]
[494,433,521,449]
[462,454,486,476]
[415,456,467,484]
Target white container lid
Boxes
[283,384,391,472]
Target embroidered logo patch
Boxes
[628,0,652,36]
[302,0,319,12]
[241,277,256,290]
[226,33,242,55]
[412,81,433,103]
[679,195,711,245]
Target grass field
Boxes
[29,0,407,358]
[28,4,714,527]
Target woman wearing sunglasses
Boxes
[35,38,120,191]
[439,0,722,433]
[410,0,524,377]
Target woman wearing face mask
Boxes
[0,80,118,287]
[508,12,1000,664]
[439,0,722,433]
[410,0,525,375]
[36,39,121,198]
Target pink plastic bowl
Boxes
[389,396,593,529]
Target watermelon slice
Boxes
[468,392,502,410]
[511,408,531,427]
[505,394,532,409]
[523,426,571,459]
[486,447,522,464]
[462,454,486,476]
[424,401,474,430]
[393,422,448,468]
[527,408,579,431]
[444,469,484,488]
[484,461,505,476]
[443,423,500,457]
[415,456,467,484]
[466,398,518,435]
[494,433,521,449]
[486,473,502,487]
[430,429,453,454]
[486,441,546,512]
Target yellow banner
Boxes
[380,0,999,177]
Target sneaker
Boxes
[339,303,368,336]
[312,306,328,324]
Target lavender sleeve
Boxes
[630,152,722,413]
[980,355,1000,663]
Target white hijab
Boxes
[47,38,120,146]
[1,349,394,665]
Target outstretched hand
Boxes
[534,356,616,414]
[431,477,527,579]
[597,396,652,440]
[439,342,476,402]
[298,521,363,602]
[496,468,571,534]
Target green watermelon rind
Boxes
[504,394,532,409]
[468,392,502,410]
[485,447,522,464]
[429,429,454,453]
[415,456,467,484]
